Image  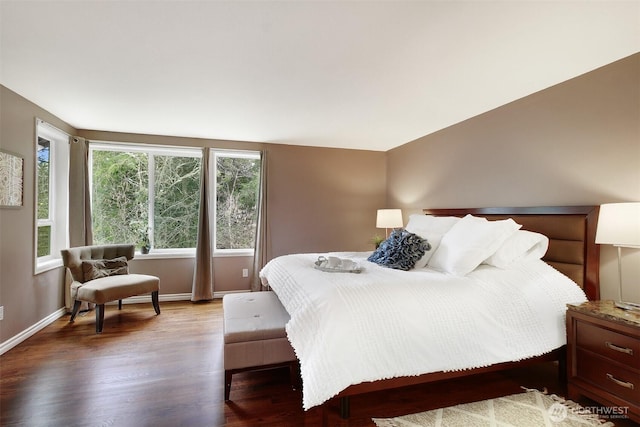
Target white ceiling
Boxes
[1,1,638,151]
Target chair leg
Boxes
[118,299,122,310]
[152,291,160,315]
[69,300,82,322]
[95,304,105,334]
[69,300,82,323]
[224,370,232,401]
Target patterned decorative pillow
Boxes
[82,256,129,281]
[367,229,431,271]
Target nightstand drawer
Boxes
[576,349,639,404]
[576,320,640,368]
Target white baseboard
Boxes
[110,290,245,305]
[0,290,248,355]
[0,308,66,356]
[113,292,193,305]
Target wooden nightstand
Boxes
[566,300,640,424]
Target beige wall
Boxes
[1,52,638,346]
[387,53,640,304]
[266,143,387,257]
[0,94,386,342]
[0,86,76,342]
[79,130,387,295]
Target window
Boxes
[89,143,261,256]
[35,119,69,273]
[36,137,51,257]
[90,143,202,254]
[213,151,261,253]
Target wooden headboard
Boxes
[423,206,600,301]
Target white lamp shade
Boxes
[376,209,403,229]
[595,203,640,247]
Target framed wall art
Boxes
[0,149,24,207]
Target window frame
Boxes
[211,149,261,256]
[34,119,69,274]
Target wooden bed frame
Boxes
[326,205,600,420]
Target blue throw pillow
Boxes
[368,229,431,271]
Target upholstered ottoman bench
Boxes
[222,291,298,401]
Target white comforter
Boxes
[259,252,587,410]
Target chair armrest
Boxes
[64,268,84,310]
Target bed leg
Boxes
[558,349,567,384]
[322,404,329,427]
[289,361,300,390]
[340,396,350,419]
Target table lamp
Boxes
[595,202,640,311]
[376,209,403,238]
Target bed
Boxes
[259,206,600,418]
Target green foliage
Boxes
[153,155,200,249]
[92,151,149,247]
[215,156,259,250]
[36,138,51,256]
[36,138,50,220]
[371,234,385,249]
[37,226,51,257]
[91,148,260,252]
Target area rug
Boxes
[372,388,616,427]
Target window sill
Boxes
[214,250,254,258]
[35,258,63,275]
[134,250,195,260]
[133,250,254,260]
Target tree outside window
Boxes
[36,137,51,257]
[90,144,260,254]
[91,149,151,249]
[214,153,260,251]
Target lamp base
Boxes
[614,300,640,311]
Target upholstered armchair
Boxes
[61,244,160,333]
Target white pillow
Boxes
[484,230,549,269]
[428,214,521,275]
[405,214,460,268]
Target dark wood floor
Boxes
[1,300,637,426]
